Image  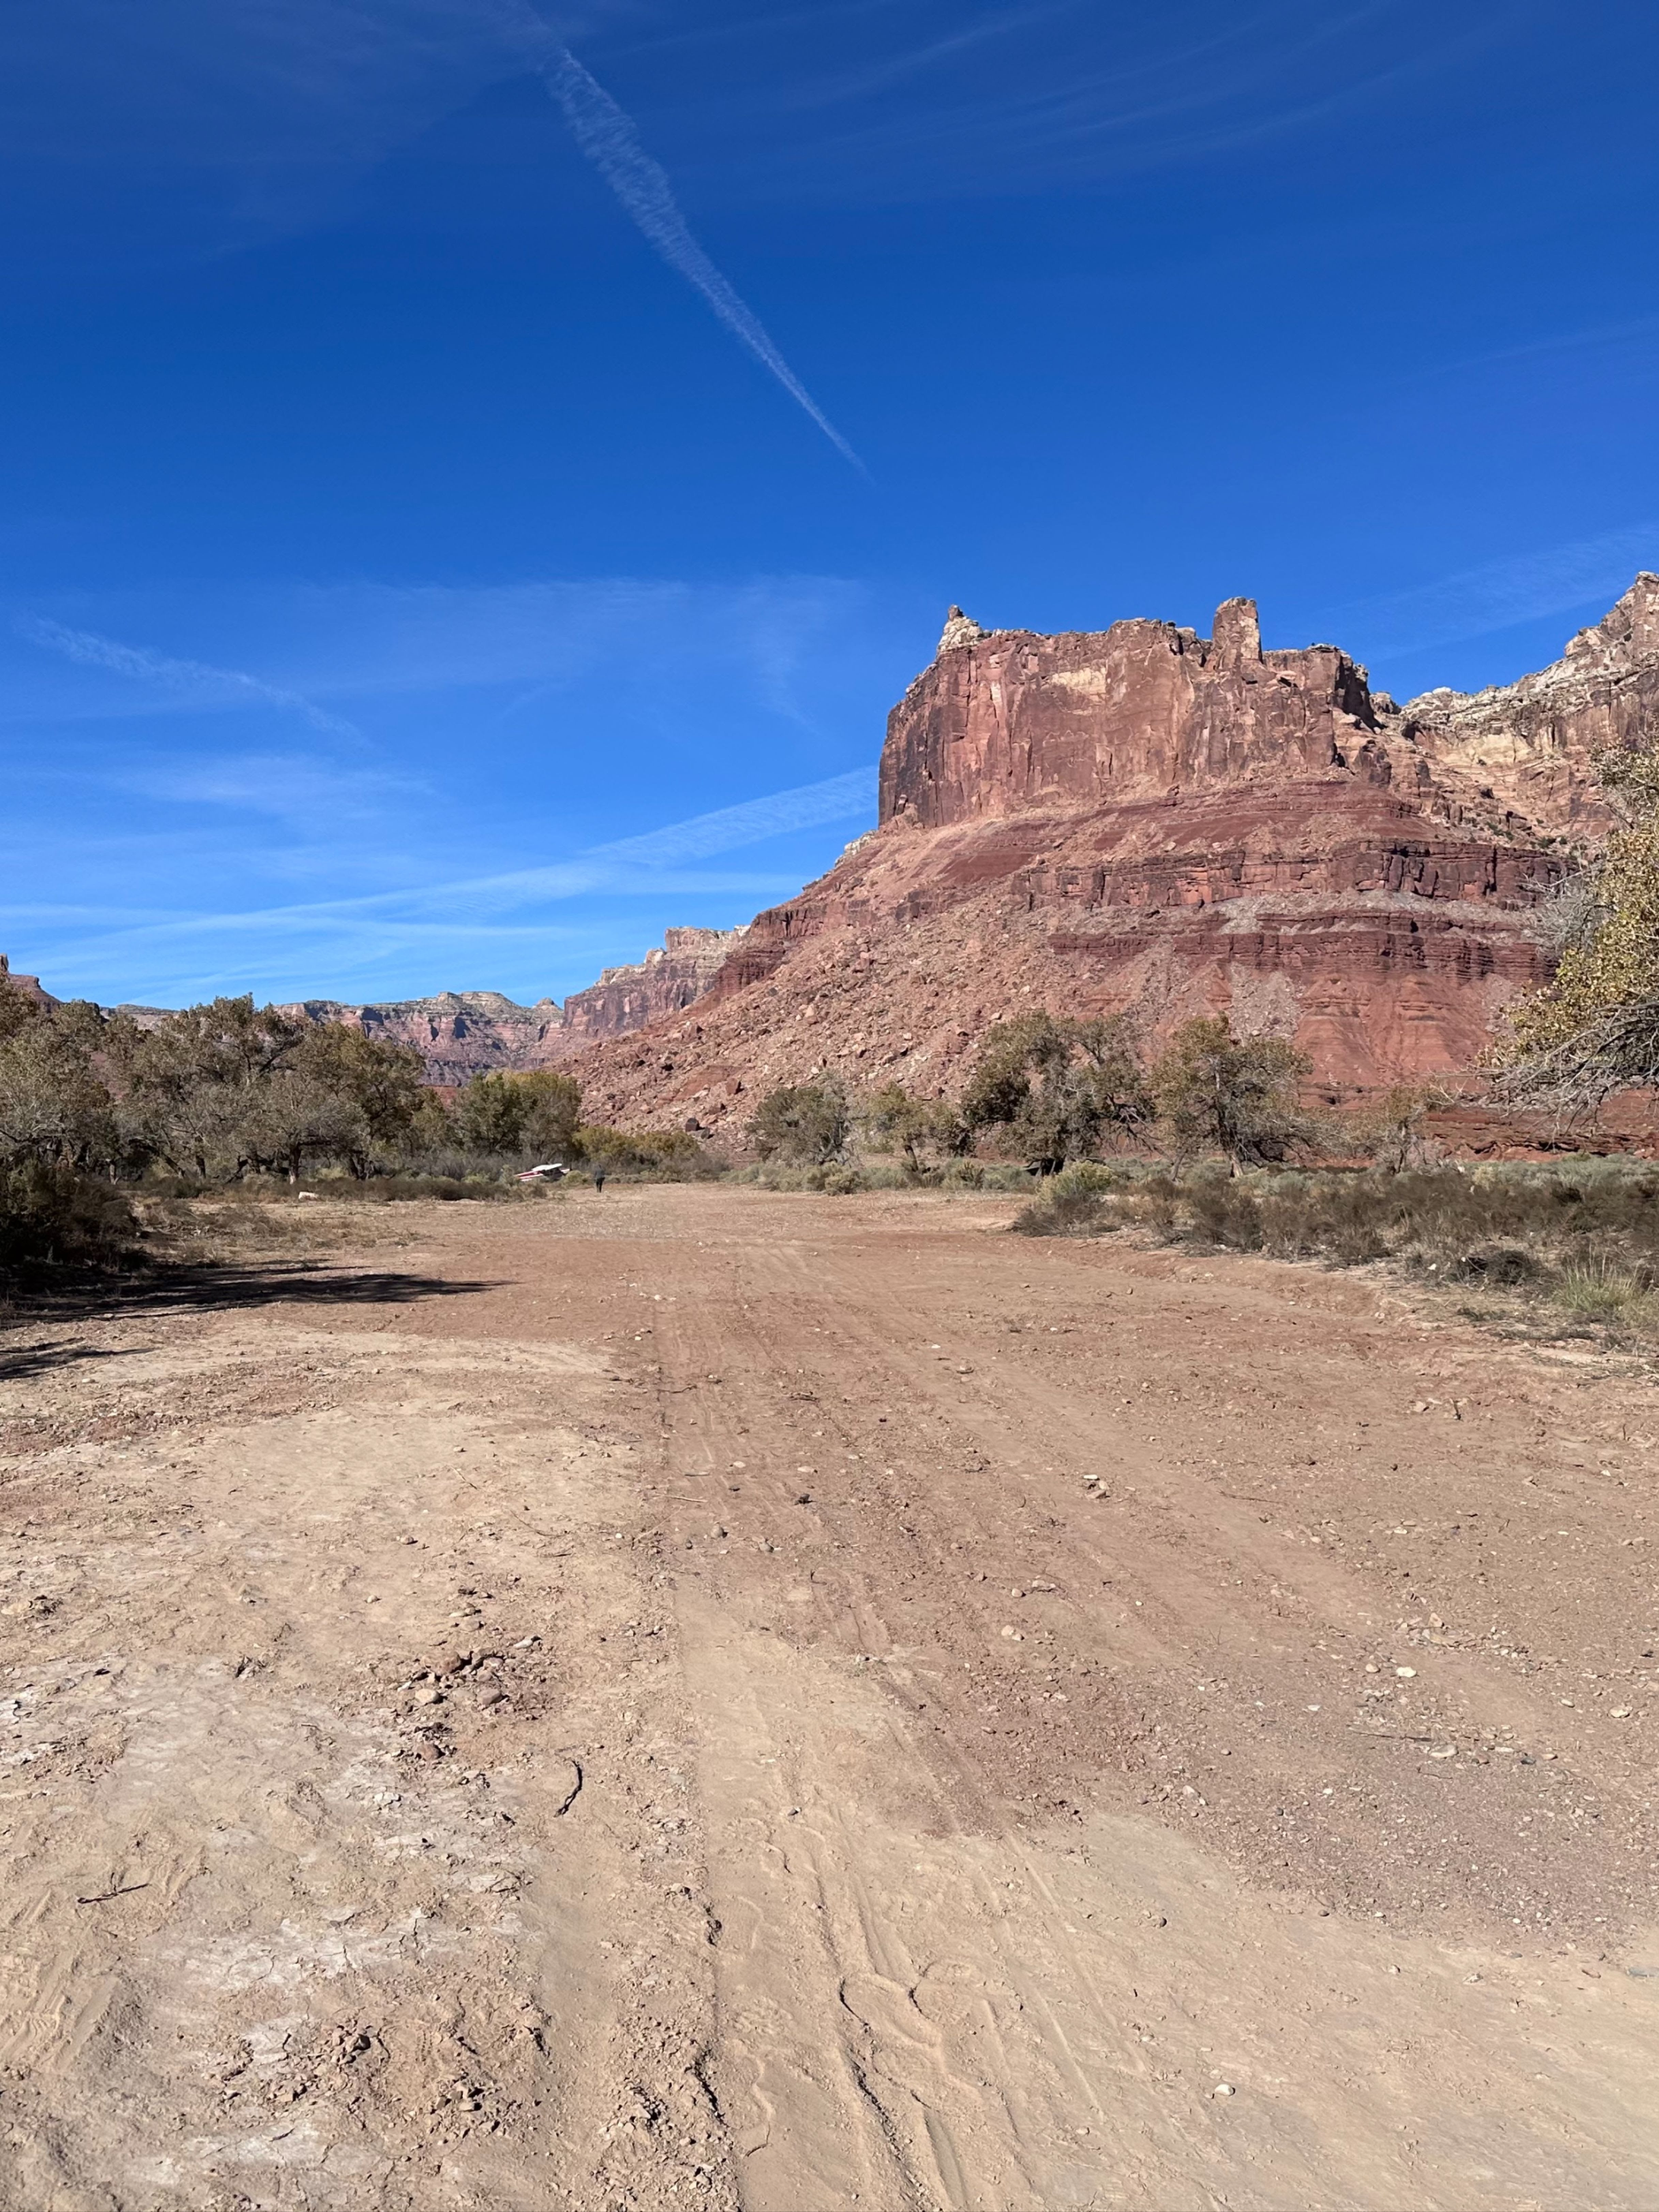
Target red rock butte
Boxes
[572,576,1659,1131]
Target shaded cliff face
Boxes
[566,580,1659,1132]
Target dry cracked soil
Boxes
[3,1182,1659,2211]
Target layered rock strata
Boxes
[555,927,747,1048]
[567,579,1659,1133]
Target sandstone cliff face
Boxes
[1402,574,1659,840]
[880,598,1383,828]
[568,580,1659,1133]
[553,927,747,1048]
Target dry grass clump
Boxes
[1550,1255,1659,1329]
[1011,1159,1659,1341]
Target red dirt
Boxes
[4,1185,1659,2207]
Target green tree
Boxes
[106,997,306,1181]
[749,1076,850,1164]
[292,1024,430,1172]
[1150,1017,1313,1171]
[863,1083,967,1173]
[452,1068,582,1160]
[0,1012,117,1168]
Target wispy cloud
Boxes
[496,8,863,469]
[596,766,872,865]
[1327,526,1659,662]
[119,750,422,825]
[0,761,876,999]
[17,615,361,737]
[292,763,878,914]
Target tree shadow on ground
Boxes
[0,1339,146,1383]
[4,1261,500,1334]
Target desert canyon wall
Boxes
[569,576,1659,1133]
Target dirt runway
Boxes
[4,1183,1659,2209]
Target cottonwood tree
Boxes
[1496,744,1659,1109]
[452,1069,582,1160]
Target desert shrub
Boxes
[1183,1167,1265,1250]
[960,1011,1151,1170]
[1050,1160,1133,1197]
[862,1083,967,1174]
[1151,1017,1315,1169]
[1011,1187,1106,1237]
[309,1174,532,1204]
[0,1159,137,1270]
[1447,1245,1537,1287]
[575,1124,720,1179]
[749,1077,850,1164]
[1550,1256,1659,1328]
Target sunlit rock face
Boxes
[561,581,1659,1129]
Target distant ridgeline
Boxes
[278,926,749,1084]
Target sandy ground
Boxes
[4,1183,1659,2211]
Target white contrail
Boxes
[1331,524,1659,660]
[18,615,361,738]
[499,10,863,471]
[593,766,873,866]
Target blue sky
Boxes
[3,0,1656,1008]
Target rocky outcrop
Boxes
[0,954,55,1009]
[555,927,747,1047]
[880,596,1383,829]
[566,580,1659,1133]
[1401,573,1659,841]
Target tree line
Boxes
[0,990,695,1266]
[748,1010,1441,1178]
